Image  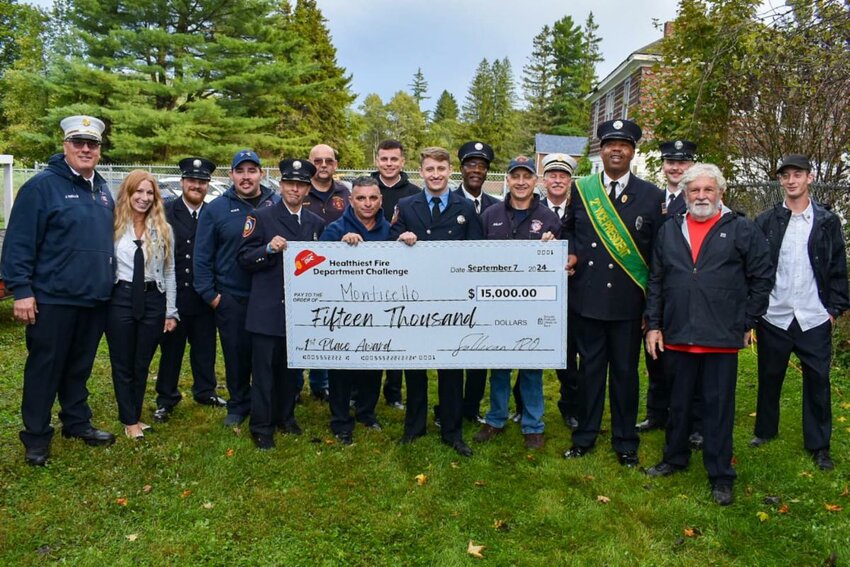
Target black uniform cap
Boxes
[279,158,316,183]
[659,140,696,161]
[597,119,642,147]
[179,157,216,181]
[457,141,494,165]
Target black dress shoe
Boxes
[749,436,772,448]
[335,432,353,446]
[636,418,664,432]
[25,446,49,466]
[252,433,275,450]
[564,416,579,430]
[397,434,419,445]
[812,449,834,471]
[447,439,473,457]
[617,451,639,467]
[646,461,682,477]
[311,388,330,402]
[279,420,303,435]
[152,406,172,423]
[362,421,382,432]
[61,427,116,447]
[195,395,227,407]
[563,445,592,459]
[712,483,734,506]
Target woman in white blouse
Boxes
[106,170,178,439]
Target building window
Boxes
[622,77,631,118]
[592,101,599,136]
[605,90,615,121]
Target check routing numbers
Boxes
[283,241,568,370]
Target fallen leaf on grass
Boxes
[778,504,790,514]
[202,502,214,510]
[596,495,610,504]
[450,462,460,469]
[824,503,843,512]
[839,402,850,410]
[581,475,595,481]
[181,489,192,498]
[467,540,485,559]
[493,519,510,531]
[414,474,428,486]
[324,438,336,445]
[142,485,152,494]
[232,425,241,435]
[473,480,486,487]
[682,527,701,537]
[731,455,738,465]
[837,416,847,423]
[526,454,535,461]
[225,448,234,458]
[748,412,757,417]
[116,498,128,507]
[125,534,138,542]
[840,485,848,497]
[799,471,814,478]
[756,511,770,522]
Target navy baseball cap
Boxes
[231,149,261,170]
[506,155,536,174]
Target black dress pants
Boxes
[755,318,833,451]
[214,293,252,417]
[106,284,166,425]
[571,315,642,452]
[156,307,217,408]
[403,369,465,443]
[328,369,382,435]
[20,302,107,449]
[663,351,737,485]
[250,333,301,436]
[383,370,403,404]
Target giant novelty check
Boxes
[283,240,568,369]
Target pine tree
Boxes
[409,67,429,107]
[359,93,389,164]
[549,15,588,136]
[432,90,459,123]
[386,91,425,163]
[522,25,555,134]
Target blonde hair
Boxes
[113,170,173,267]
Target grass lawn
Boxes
[0,299,848,566]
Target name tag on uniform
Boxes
[65,194,80,199]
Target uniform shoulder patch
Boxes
[243,215,256,238]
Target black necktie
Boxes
[191,210,198,221]
[473,198,480,214]
[430,197,441,220]
[668,193,676,209]
[608,181,618,201]
[553,205,561,218]
[292,214,300,225]
[132,239,145,320]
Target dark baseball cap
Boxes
[776,154,811,175]
[231,149,261,170]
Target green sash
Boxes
[574,173,649,292]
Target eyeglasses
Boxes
[67,139,101,149]
[313,158,336,165]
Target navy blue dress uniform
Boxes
[389,187,484,452]
[303,180,351,224]
[194,150,279,423]
[640,140,695,433]
[1,116,116,464]
[155,158,222,417]
[448,141,500,423]
[562,119,665,464]
[237,159,324,446]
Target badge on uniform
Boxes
[620,194,628,204]
[243,215,256,237]
[457,215,466,225]
[635,216,644,231]
[331,195,345,211]
[530,220,543,233]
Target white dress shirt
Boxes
[602,171,631,200]
[764,201,829,331]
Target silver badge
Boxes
[293,160,302,169]
[674,140,683,150]
[457,215,466,225]
[193,159,202,168]
[474,142,483,150]
[613,120,623,130]
[635,216,644,230]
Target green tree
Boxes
[549,14,598,136]
[358,93,389,165]
[432,90,459,123]
[409,67,429,108]
[385,91,425,163]
[425,90,461,151]
[522,25,555,135]
[462,58,522,166]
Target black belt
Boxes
[117,280,158,292]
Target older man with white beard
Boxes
[644,163,773,506]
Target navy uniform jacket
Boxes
[194,185,279,303]
[563,173,664,320]
[481,195,561,240]
[237,202,324,336]
[452,185,499,215]
[164,198,209,316]
[1,153,114,306]
[389,190,483,241]
[665,191,687,217]
[302,181,350,224]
